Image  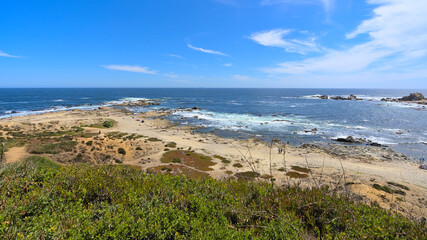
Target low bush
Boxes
[102,120,114,128]
[0,157,425,239]
[117,147,126,155]
[28,141,77,154]
[165,142,177,148]
[233,163,243,168]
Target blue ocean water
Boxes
[0,88,426,160]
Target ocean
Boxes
[0,88,426,160]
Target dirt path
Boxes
[4,147,30,164]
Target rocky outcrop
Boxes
[113,100,160,107]
[301,143,409,162]
[399,93,424,101]
[330,95,362,101]
[333,136,385,147]
[314,94,362,101]
[335,136,368,144]
[381,93,427,106]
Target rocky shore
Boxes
[1,101,426,218]
[112,99,160,107]
[381,92,427,105]
[314,94,363,100]
[314,92,427,105]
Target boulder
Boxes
[334,136,370,144]
[399,93,424,101]
[368,142,383,147]
[331,96,352,100]
[349,94,357,100]
[335,136,357,143]
[319,95,329,99]
[113,100,159,107]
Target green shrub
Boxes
[147,137,161,142]
[165,142,177,148]
[0,157,424,239]
[214,155,231,164]
[373,184,406,195]
[233,163,243,168]
[117,147,126,155]
[28,141,77,154]
[75,153,83,161]
[102,120,114,128]
[387,182,410,190]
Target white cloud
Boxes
[187,44,228,56]
[103,65,157,74]
[0,50,18,58]
[249,29,320,54]
[232,74,252,81]
[164,73,178,78]
[261,0,334,13]
[320,0,334,13]
[265,0,427,75]
[223,63,233,67]
[166,54,183,59]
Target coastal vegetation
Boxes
[85,119,116,129]
[161,150,216,171]
[0,156,425,239]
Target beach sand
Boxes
[1,107,426,219]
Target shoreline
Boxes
[1,107,426,218]
[1,94,426,161]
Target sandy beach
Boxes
[1,107,426,219]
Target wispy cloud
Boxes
[264,0,427,76]
[103,65,157,74]
[164,73,178,78]
[166,54,183,59]
[261,0,334,13]
[0,50,18,58]
[223,63,233,67]
[232,74,253,81]
[249,29,320,54]
[187,44,228,56]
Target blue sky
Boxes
[0,0,426,88]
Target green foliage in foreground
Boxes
[0,157,425,239]
[102,120,114,128]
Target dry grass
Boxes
[161,150,216,171]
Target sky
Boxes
[1,0,427,88]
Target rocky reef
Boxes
[381,92,426,105]
[113,99,160,107]
[314,94,363,101]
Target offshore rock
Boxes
[399,93,424,101]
